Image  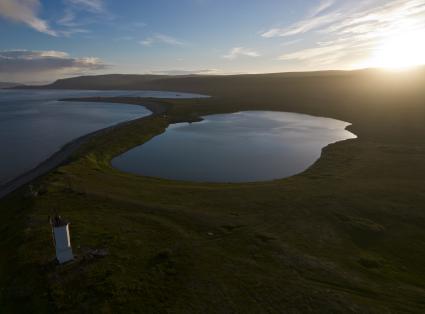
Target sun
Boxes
[366,29,425,70]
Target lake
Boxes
[0,89,206,185]
[112,111,357,182]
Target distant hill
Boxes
[0,82,22,89]
[34,74,170,90]
[24,70,363,91]
[20,67,425,97]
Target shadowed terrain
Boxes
[1,69,425,313]
[0,82,21,89]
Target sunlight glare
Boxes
[366,29,425,70]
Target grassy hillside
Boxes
[1,69,425,313]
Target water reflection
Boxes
[0,89,206,184]
[112,111,357,182]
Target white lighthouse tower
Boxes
[50,215,74,264]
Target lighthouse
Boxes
[50,215,74,264]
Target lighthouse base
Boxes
[56,247,74,264]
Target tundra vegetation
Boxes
[1,69,425,313]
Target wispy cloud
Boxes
[278,44,346,66]
[0,0,110,37]
[309,0,335,17]
[132,22,147,28]
[0,0,57,36]
[280,38,303,47]
[66,0,105,13]
[223,47,260,59]
[0,50,109,82]
[264,0,425,68]
[262,0,338,38]
[57,0,113,35]
[262,13,340,38]
[140,34,186,47]
[57,9,78,27]
[262,0,425,39]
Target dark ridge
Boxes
[18,67,425,97]
[0,82,23,89]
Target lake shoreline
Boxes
[0,97,170,199]
[111,111,356,183]
[2,79,425,312]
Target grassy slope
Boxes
[1,70,425,313]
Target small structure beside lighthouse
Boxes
[50,215,74,264]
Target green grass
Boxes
[1,71,425,313]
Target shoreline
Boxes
[0,97,170,199]
[0,95,356,198]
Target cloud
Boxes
[0,0,107,37]
[223,47,260,59]
[261,0,339,38]
[0,0,57,36]
[57,0,112,36]
[262,0,425,38]
[280,38,303,47]
[309,0,335,17]
[132,22,147,28]
[262,13,341,38]
[140,38,154,46]
[140,34,186,47]
[0,50,109,82]
[66,0,105,13]
[278,44,347,66]
[57,9,78,27]
[264,0,425,68]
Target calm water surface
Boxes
[0,89,207,185]
[112,111,357,182]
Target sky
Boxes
[0,0,425,83]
